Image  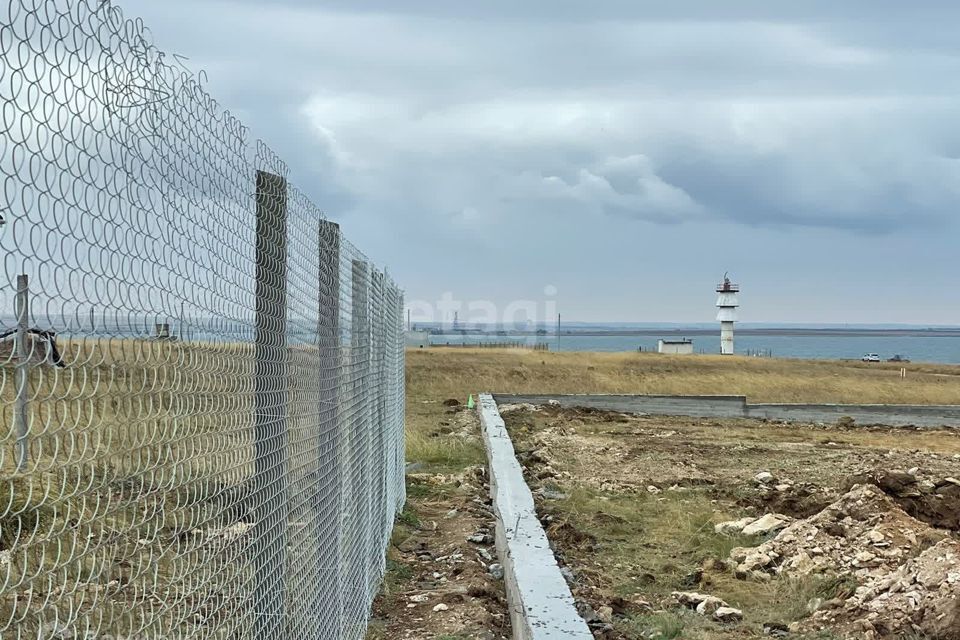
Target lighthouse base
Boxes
[720,322,734,355]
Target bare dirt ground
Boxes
[500,403,960,639]
[366,404,511,640]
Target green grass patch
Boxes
[381,556,414,596]
[405,431,485,472]
[396,507,420,529]
[549,486,757,597]
[405,477,464,502]
[618,610,693,639]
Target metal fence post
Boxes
[253,170,289,640]
[395,288,406,511]
[385,277,401,521]
[14,273,30,472]
[349,259,372,619]
[316,220,342,639]
[369,269,387,586]
[393,282,401,506]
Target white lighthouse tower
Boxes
[716,274,740,355]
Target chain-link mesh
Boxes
[0,2,406,638]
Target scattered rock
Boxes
[696,596,727,615]
[432,603,449,612]
[488,563,504,580]
[713,606,743,623]
[547,399,561,406]
[672,591,712,608]
[674,591,742,624]
[741,513,792,537]
[467,531,493,545]
[715,517,757,536]
[576,600,600,623]
[646,485,662,495]
[442,398,461,407]
[408,593,430,603]
[762,621,789,637]
[497,402,541,414]
[755,471,775,484]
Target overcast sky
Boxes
[122,0,960,324]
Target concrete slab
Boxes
[495,393,747,419]
[748,403,960,428]
[494,394,960,429]
[478,394,593,640]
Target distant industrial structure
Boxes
[716,275,740,355]
[658,338,694,355]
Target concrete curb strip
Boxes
[478,393,593,640]
[494,393,960,428]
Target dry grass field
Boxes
[408,348,960,407]
[405,348,960,471]
[394,348,960,639]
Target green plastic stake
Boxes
[467,394,475,409]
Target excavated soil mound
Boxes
[729,484,950,580]
[844,470,960,531]
[727,483,960,639]
[801,539,960,639]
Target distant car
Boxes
[862,353,881,362]
[888,354,911,363]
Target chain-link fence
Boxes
[0,1,405,638]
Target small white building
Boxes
[658,339,694,355]
[405,330,430,349]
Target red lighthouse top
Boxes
[716,277,740,293]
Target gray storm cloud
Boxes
[118,0,960,322]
